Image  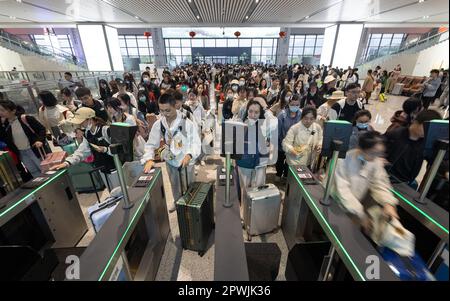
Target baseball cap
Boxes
[68,107,96,125]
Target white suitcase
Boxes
[88,196,122,233]
[244,184,281,241]
[391,83,404,95]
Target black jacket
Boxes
[83,100,108,123]
[384,127,426,183]
[0,115,49,160]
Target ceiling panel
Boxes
[106,0,198,23]
[0,0,447,25]
[364,0,449,22]
[306,0,415,22]
[195,0,253,23]
[0,15,32,23]
[248,0,342,23]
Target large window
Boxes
[363,33,405,60]
[32,34,75,56]
[288,35,324,65]
[118,35,155,63]
[164,38,278,65]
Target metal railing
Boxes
[0,71,142,116]
[0,30,88,69]
[357,30,449,65]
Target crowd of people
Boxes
[0,62,448,219]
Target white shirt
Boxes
[331,149,398,219]
[11,118,30,150]
[282,121,323,166]
[141,111,201,168]
[38,105,74,131]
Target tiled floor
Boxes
[73,94,446,281]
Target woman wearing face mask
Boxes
[316,90,345,127]
[106,98,136,126]
[99,79,112,102]
[118,93,147,125]
[282,107,323,168]
[331,131,399,233]
[221,86,235,121]
[236,98,278,201]
[140,72,161,102]
[349,110,374,150]
[187,90,206,136]
[50,108,116,176]
[270,87,293,118]
[301,82,324,108]
[137,88,159,116]
[276,94,302,181]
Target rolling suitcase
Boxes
[88,195,122,233]
[176,167,214,256]
[0,151,22,195]
[244,184,281,241]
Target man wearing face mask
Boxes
[276,95,302,181]
[332,131,399,233]
[349,110,374,150]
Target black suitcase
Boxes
[176,167,214,256]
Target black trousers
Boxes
[275,151,288,177]
[422,96,435,109]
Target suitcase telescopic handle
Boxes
[178,165,189,195]
[257,185,269,191]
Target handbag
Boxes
[367,206,415,257]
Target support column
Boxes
[150,28,166,67]
[77,24,124,71]
[276,27,290,66]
